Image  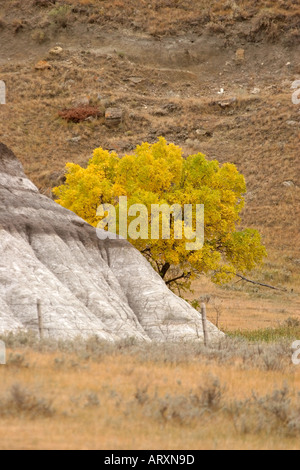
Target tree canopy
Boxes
[53,138,266,292]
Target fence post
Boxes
[0,340,6,365]
[0,80,6,105]
[201,302,208,347]
[37,300,44,340]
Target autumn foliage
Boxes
[53,138,266,291]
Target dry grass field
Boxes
[0,334,300,450]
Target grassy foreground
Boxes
[0,332,299,450]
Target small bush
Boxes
[0,384,55,419]
[0,330,39,348]
[229,385,300,437]
[135,386,149,406]
[49,5,71,28]
[84,392,100,408]
[134,376,225,425]
[58,106,104,123]
[12,20,25,34]
[31,29,48,44]
[206,22,225,34]
[285,317,300,328]
[7,353,29,369]
[194,376,224,411]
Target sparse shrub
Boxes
[261,349,285,371]
[250,12,282,42]
[0,384,55,418]
[253,385,292,426]
[285,317,300,328]
[85,392,100,408]
[88,14,101,24]
[227,385,300,437]
[194,375,225,411]
[283,28,300,47]
[135,386,149,406]
[0,331,294,372]
[49,5,71,28]
[31,29,48,44]
[134,375,225,426]
[0,330,39,348]
[58,106,104,123]
[7,353,29,369]
[12,20,25,34]
[206,22,225,34]
[54,357,65,369]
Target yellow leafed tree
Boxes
[53,138,267,291]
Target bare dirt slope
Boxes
[0,0,299,329]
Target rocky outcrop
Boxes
[0,143,223,341]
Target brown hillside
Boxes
[0,0,299,329]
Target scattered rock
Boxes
[235,49,245,62]
[63,79,75,88]
[128,77,143,84]
[185,138,202,148]
[185,138,195,147]
[49,46,63,56]
[283,181,295,187]
[68,136,82,144]
[196,129,206,136]
[216,97,237,108]
[195,128,212,137]
[74,97,90,106]
[153,109,168,117]
[105,107,123,127]
[35,60,52,70]
[291,80,300,90]
[251,87,261,95]
[286,120,298,127]
[245,191,255,201]
[162,103,181,113]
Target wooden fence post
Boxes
[201,302,208,347]
[37,300,44,340]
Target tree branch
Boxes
[235,273,287,292]
[166,272,191,286]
